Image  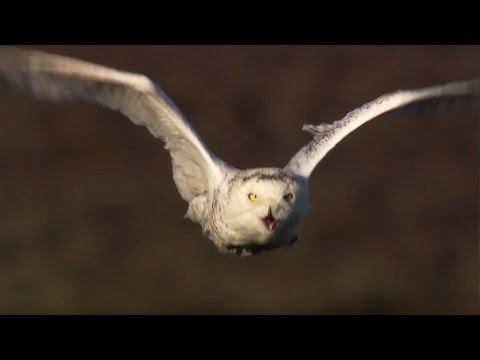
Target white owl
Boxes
[0,47,478,257]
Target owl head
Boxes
[216,168,309,256]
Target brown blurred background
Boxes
[0,45,478,314]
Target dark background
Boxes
[0,45,478,314]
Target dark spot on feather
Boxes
[239,171,298,184]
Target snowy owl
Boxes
[0,47,478,257]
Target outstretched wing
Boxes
[0,46,232,201]
[285,80,480,178]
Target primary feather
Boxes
[284,80,480,178]
[0,46,232,205]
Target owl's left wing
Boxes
[285,79,480,178]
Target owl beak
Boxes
[262,207,277,231]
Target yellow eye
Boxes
[284,193,293,202]
[248,193,257,201]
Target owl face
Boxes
[217,169,309,256]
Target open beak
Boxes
[262,207,278,231]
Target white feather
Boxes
[285,80,480,178]
[0,46,233,203]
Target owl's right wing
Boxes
[0,46,233,201]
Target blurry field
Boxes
[0,45,478,314]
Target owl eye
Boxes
[284,193,293,202]
[248,193,257,201]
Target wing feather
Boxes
[285,80,480,178]
[0,46,232,201]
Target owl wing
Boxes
[285,79,480,178]
[0,46,233,201]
